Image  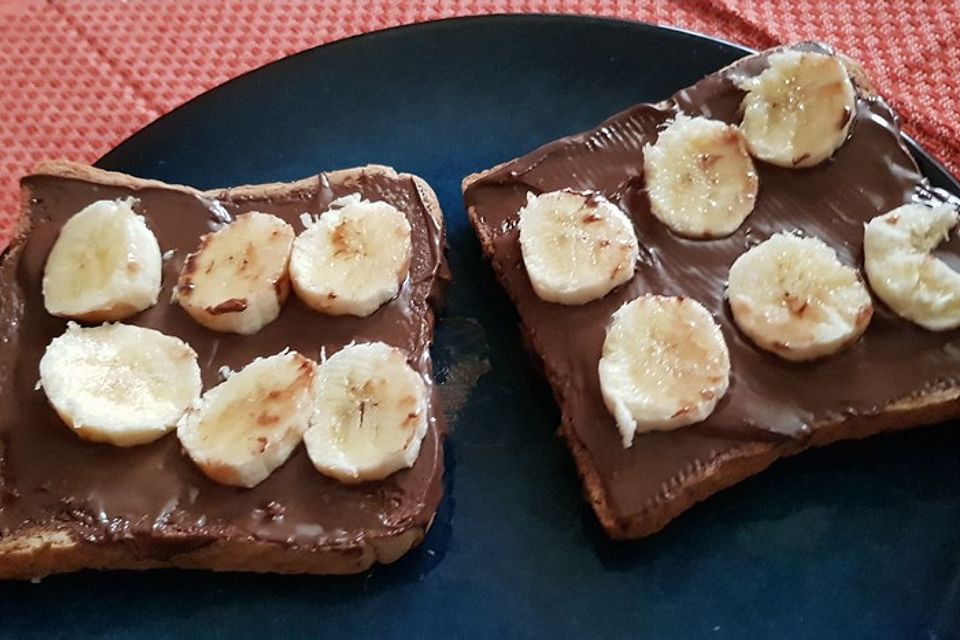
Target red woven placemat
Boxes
[1,0,958,249]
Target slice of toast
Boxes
[462,44,960,539]
[0,161,449,578]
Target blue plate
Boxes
[3,15,959,639]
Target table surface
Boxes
[0,0,958,249]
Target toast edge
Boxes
[0,161,447,579]
[459,45,957,540]
[465,189,960,539]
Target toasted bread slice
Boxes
[0,161,448,578]
[462,44,960,539]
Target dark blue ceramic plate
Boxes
[3,15,959,639]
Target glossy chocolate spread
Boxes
[463,47,960,520]
[0,167,448,558]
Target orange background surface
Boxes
[1,0,958,249]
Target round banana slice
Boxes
[177,351,316,488]
[726,233,873,361]
[598,295,730,448]
[290,195,412,317]
[43,198,162,322]
[864,203,960,330]
[644,115,758,238]
[39,322,201,447]
[737,50,856,168]
[304,342,429,484]
[518,190,639,305]
[176,212,294,335]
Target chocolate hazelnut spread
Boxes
[463,47,960,522]
[0,167,448,559]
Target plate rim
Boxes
[94,13,755,167]
[96,13,959,191]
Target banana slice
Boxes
[290,194,412,317]
[737,50,856,168]
[177,351,316,488]
[864,203,960,330]
[518,190,639,305]
[304,342,429,484]
[727,233,873,361]
[176,212,294,335]
[42,198,162,322]
[644,115,758,238]
[39,323,201,447]
[598,295,730,447]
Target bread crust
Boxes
[461,45,960,540]
[466,182,960,539]
[0,161,446,579]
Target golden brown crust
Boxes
[23,161,447,255]
[1,161,445,580]
[560,389,960,539]
[29,160,209,197]
[0,525,427,580]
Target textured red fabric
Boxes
[1,0,958,249]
